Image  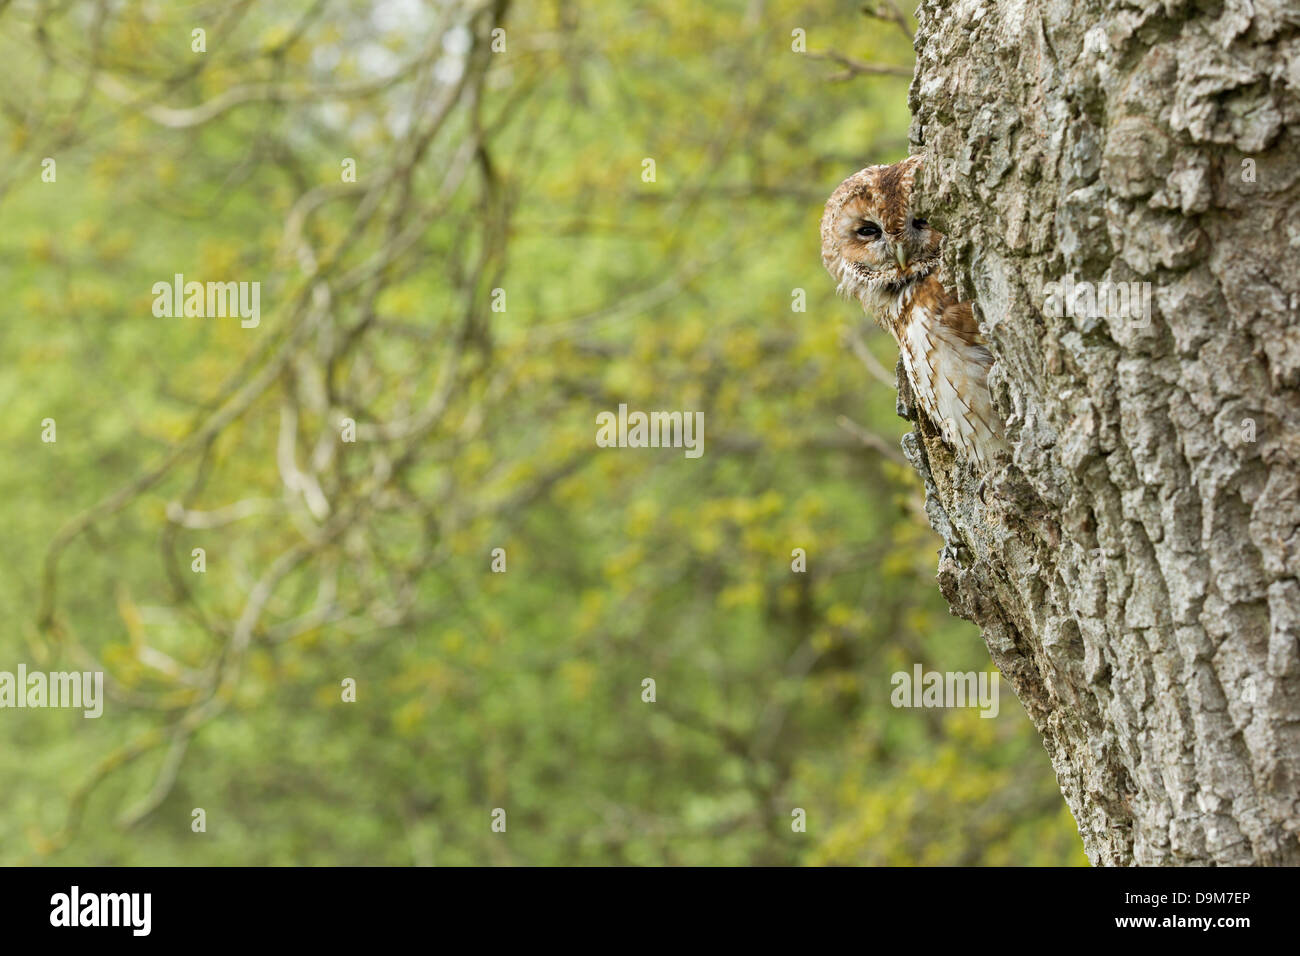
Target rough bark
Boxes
[904,0,1300,864]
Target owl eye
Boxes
[855,222,881,239]
[912,218,928,229]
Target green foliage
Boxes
[0,0,1085,865]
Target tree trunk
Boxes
[904,0,1300,865]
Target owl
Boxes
[821,156,1007,470]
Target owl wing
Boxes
[939,300,985,348]
[897,296,1006,469]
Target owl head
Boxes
[820,155,942,307]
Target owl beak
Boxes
[895,244,909,269]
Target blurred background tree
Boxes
[0,0,1084,865]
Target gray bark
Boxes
[904,0,1300,864]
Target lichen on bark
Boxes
[904,0,1300,864]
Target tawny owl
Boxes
[821,156,1007,470]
